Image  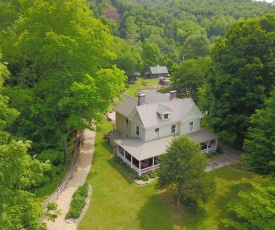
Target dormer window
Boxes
[163,113,169,120]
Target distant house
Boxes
[128,72,140,84]
[145,65,169,78]
[110,91,219,176]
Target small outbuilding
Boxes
[145,65,169,78]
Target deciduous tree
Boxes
[222,182,275,230]
[207,14,275,146]
[243,89,275,177]
[158,135,215,208]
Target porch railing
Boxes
[141,164,160,174]
[201,146,216,154]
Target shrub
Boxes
[149,172,157,178]
[216,146,223,154]
[141,174,150,181]
[66,183,89,219]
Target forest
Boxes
[0,0,274,229]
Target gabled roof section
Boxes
[136,98,197,128]
[150,66,169,75]
[156,104,172,115]
[114,94,137,117]
[144,91,171,103]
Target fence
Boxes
[42,132,83,207]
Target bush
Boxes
[141,174,150,181]
[216,146,223,154]
[113,156,139,179]
[66,183,89,219]
[149,172,157,178]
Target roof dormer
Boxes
[156,104,172,121]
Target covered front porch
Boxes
[116,145,160,176]
[114,129,219,176]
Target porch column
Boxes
[123,149,125,162]
[207,141,210,153]
[116,145,119,155]
[215,139,218,151]
[138,161,141,176]
[152,157,155,171]
[131,155,133,169]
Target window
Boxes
[189,122,194,132]
[171,124,176,134]
[125,118,129,127]
[125,133,128,138]
[155,128,160,138]
[163,113,169,120]
[136,126,139,136]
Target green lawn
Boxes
[125,77,160,97]
[78,119,264,230]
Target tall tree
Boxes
[158,135,215,208]
[171,56,211,100]
[207,14,275,146]
[243,89,275,177]
[0,57,50,230]
[181,34,211,60]
[1,0,126,157]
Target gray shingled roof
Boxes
[115,129,219,161]
[150,66,169,75]
[114,92,202,128]
[187,128,219,143]
[114,94,137,117]
[135,98,197,128]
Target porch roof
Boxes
[115,128,219,161]
[187,128,219,143]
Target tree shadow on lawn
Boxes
[138,191,208,230]
[214,182,252,229]
[210,166,254,181]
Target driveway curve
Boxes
[45,129,95,230]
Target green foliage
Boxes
[140,174,150,181]
[36,149,63,166]
[66,183,89,219]
[113,156,138,179]
[1,0,126,158]
[221,181,275,230]
[207,14,275,146]
[0,59,52,229]
[158,135,215,208]
[171,56,211,101]
[149,171,157,178]
[243,89,275,177]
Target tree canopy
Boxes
[222,181,275,230]
[206,14,275,146]
[158,135,215,208]
[243,89,275,177]
[1,0,126,157]
[0,57,50,230]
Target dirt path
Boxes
[45,129,95,230]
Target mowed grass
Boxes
[78,119,264,230]
[125,77,160,97]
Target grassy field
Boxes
[78,118,263,230]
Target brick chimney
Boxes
[169,90,177,100]
[138,93,146,105]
